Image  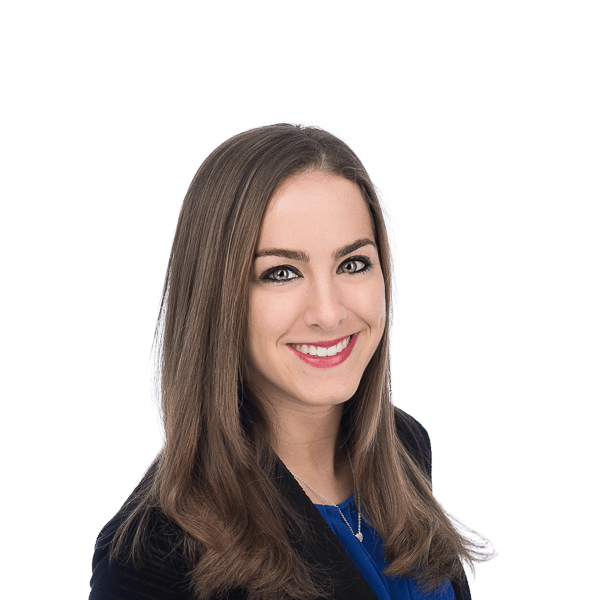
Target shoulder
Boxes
[393,407,432,481]
[90,469,194,600]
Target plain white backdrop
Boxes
[2,1,598,598]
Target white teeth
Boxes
[291,335,353,357]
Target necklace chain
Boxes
[289,447,363,542]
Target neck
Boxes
[264,401,353,504]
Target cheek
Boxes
[355,276,386,328]
[247,289,297,350]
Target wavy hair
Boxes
[110,124,488,599]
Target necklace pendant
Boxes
[355,532,363,542]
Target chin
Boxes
[293,380,361,409]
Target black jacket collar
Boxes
[270,408,471,600]
[272,458,380,600]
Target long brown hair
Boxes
[111,124,488,599]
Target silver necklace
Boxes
[289,448,363,542]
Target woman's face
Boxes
[245,171,386,412]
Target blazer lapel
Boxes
[272,459,379,600]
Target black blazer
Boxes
[90,409,471,600]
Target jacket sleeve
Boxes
[90,500,196,600]
[394,407,472,600]
[90,548,194,600]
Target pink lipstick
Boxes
[287,333,359,369]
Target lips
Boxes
[287,332,360,369]
[289,335,353,357]
[290,335,351,348]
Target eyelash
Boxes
[259,256,374,284]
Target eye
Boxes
[260,265,302,283]
[338,256,373,275]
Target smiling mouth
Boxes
[289,334,354,358]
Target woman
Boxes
[90,124,487,600]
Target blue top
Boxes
[315,496,456,600]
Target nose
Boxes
[303,277,347,332]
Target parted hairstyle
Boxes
[110,124,487,600]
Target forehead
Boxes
[257,172,375,249]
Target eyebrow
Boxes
[254,237,377,262]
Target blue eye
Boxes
[261,266,301,283]
[338,256,373,275]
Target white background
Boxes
[2,1,599,598]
